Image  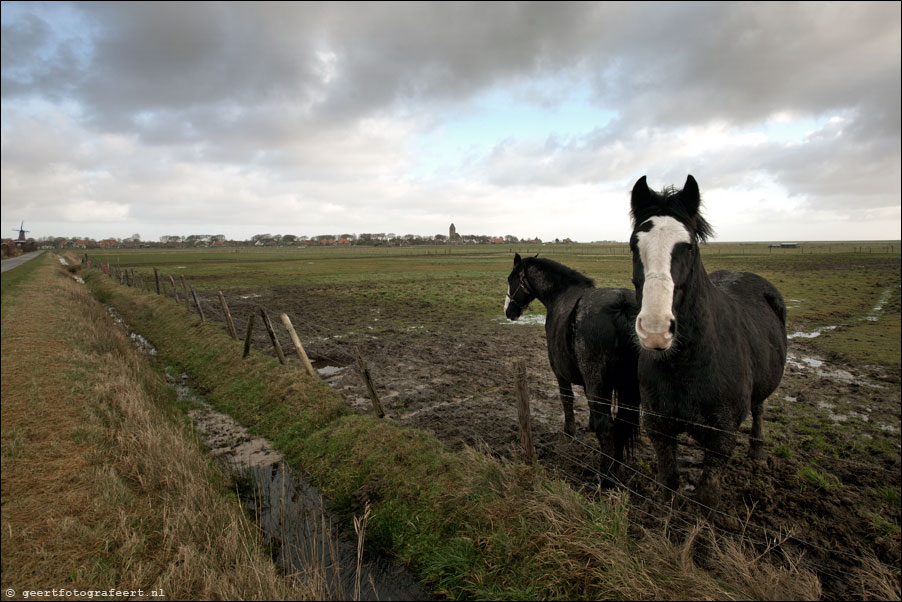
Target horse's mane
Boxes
[630,185,714,243]
[525,256,595,289]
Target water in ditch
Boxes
[108,306,432,601]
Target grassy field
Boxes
[89,241,901,366]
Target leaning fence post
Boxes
[280,313,317,377]
[354,345,384,418]
[243,314,256,358]
[513,358,536,465]
[190,286,206,322]
[168,275,180,302]
[219,291,239,340]
[260,308,287,365]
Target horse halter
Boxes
[506,269,534,310]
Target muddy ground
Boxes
[203,283,900,599]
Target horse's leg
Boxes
[696,432,737,510]
[557,377,576,436]
[648,418,680,498]
[748,398,766,460]
[587,383,618,485]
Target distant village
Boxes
[2,223,577,251]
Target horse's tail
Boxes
[764,288,787,327]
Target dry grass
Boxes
[1,255,319,599]
[454,449,822,600]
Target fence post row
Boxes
[513,357,536,466]
[260,308,287,365]
[243,314,256,359]
[219,291,239,340]
[281,313,317,378]
[99,263,321,375]
[354,345,384,418]
[169,275,180,302]
[180,276,190,309]
[191,286,206,322]
[90,260,395,417]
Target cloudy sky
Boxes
[2,2,900,243]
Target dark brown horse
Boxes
[505,253,640,482]
[629,175,787,507]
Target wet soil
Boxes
[209,284,901,599]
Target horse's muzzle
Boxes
[636,316,675,351]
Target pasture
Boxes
[88,241,901,598]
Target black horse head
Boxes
[504,253,535,320]
[628,175,713,352]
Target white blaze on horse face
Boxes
[635,216,691,350]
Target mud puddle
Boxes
[108,305,431,601]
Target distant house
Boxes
[768,243,799,248]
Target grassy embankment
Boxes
[1,254,320,599]
[76,254,829,599]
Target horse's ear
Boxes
[630,175,650,223]
[513,253,522,267]
[678,175,701,217]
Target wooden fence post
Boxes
[513,358,536,465]
[260,308,287,365]
[153,267,161,294]
[190,286,206,322]
[280,313,317,377]
[169,275,180,302]
[354,345,384,418]
[180,276,190,309]
[243,314,255,358]
[219,291,239,340]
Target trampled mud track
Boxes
[206,283,900,599]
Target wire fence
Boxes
[86,257,902,595]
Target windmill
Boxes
[12,221,29,246]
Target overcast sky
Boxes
[2,2,900,243]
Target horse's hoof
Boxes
[748,444,766,461]
[694,486,721,512]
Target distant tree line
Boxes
[16,231,559,250]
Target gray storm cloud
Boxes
[1,1,899,240]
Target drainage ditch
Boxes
[108,306,432,601]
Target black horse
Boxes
[505,253,640,480]
[629,175,787,507]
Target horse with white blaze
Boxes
[629,175,787,508]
